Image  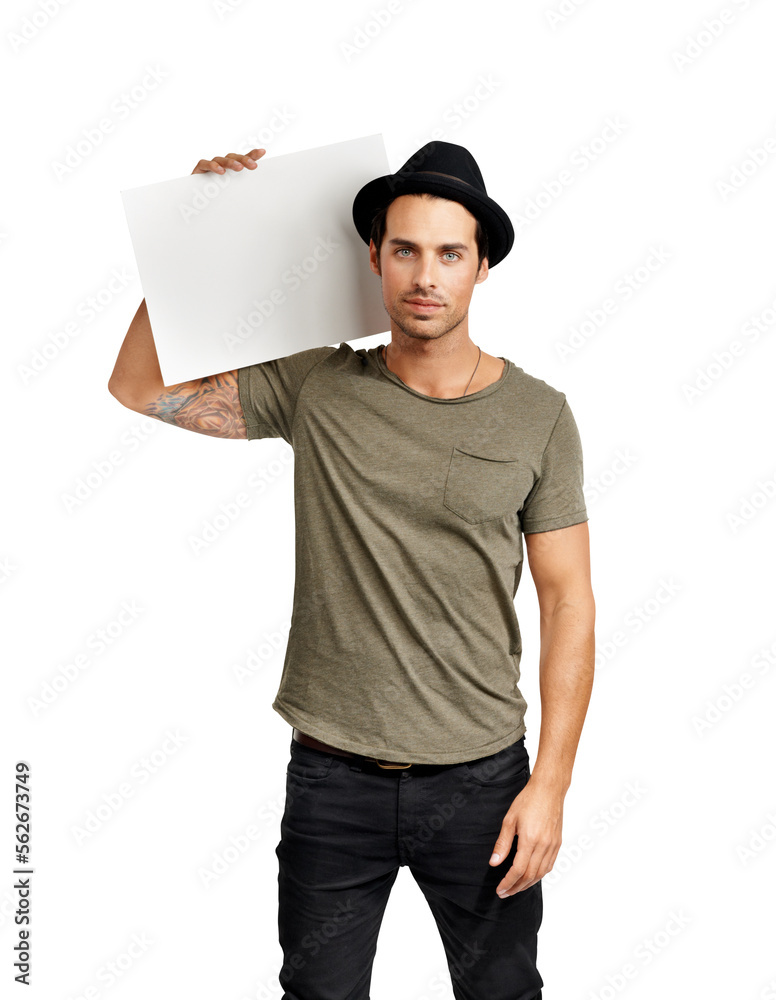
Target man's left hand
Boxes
[489,777,565,896]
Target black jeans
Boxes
[276,734,543,1000]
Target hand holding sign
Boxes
[190,148,266,176]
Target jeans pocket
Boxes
[463,741,530,787]
[287,742,336,781]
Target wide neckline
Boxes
[372,345,512,403]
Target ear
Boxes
[369,239,381,276]
[475,257,489,285]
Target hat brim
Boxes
[352,172,514,267]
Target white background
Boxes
[3,1,775,998]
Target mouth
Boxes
[405,299,443,312]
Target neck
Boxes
[381,338,491,399]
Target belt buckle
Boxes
[366,757,413,769]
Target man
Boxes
[108,140,595,1000]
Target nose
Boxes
[411,252,438,290]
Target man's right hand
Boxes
[191,148,266,175]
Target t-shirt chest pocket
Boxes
[443,447,526,524]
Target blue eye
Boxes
[395,249,460,260]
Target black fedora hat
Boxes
[352,140,514,267]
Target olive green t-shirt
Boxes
[237,342,588,764]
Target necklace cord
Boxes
[384,343,482,397]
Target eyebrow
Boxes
[386,238,470,252]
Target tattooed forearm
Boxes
[143,370,248,438]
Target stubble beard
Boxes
[385,298,470,343]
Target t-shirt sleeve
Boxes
[236,346,337,443]
[520,396,589,534]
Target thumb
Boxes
[489,822,516,865]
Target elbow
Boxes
[107,379,125,404]
[541,590,595,628]
[567,592,596,626]
[107,380,139,412]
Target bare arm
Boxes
[489,520,595,896]
[107,148,266,438]
[107,298,248,438]
[524,520,596,793]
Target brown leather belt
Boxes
[292,727,414,769]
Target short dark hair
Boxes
[369,193,489,272]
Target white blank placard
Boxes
[120,133,391,385]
